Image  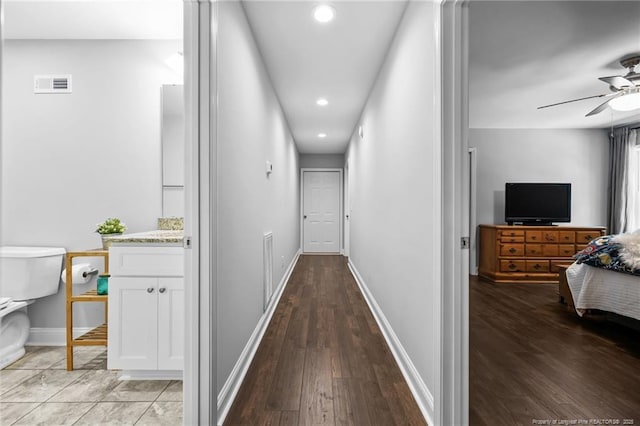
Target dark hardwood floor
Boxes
[470,275,640,425]
[224,255,427,426]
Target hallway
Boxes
[224,255,426,425]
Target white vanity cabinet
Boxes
[107,246,184,377]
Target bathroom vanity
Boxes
[106,230,184,379]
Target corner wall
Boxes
[344,1,440,422]
[217,1,300,395]
[1,39,181,330]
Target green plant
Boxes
[95,217,127,235]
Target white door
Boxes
[303,170,341,253]
[108,277,158,370]
[157,278,185,370]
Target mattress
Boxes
[566,262,640,321]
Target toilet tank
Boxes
[0,246,66,301]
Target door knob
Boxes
[304,215,307,219]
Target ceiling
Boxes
[241,1,408,154]
[469,0,640,129]
[3,0,640,152]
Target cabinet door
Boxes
[108,277,158,370]
[157,278,184,370]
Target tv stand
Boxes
[479,224,606,283]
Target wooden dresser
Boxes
[478,224,606,283]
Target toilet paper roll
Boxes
[60,263,95,285]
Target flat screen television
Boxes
[505,183,571,225]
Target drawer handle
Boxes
[147,287,154,293]
[509,248,516,254]
[531,236,537,240]
[585,235,593,240]
[508,263,517,270]
[159,288,166,294]
[534,264,541,270]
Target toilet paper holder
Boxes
[82,268,99,278]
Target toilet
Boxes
[0,246,66,369]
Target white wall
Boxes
[1,39,181,329]
[469,128,609,228]
[217,1,300,394]
[299,153,344,169]
[345,1,439,422]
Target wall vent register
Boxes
[34,75,72,94]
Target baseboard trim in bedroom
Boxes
[347,259,435,426]
[216,249,301,425]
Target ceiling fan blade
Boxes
[537,93,608,110]
[599,75,635,89]
[585,92,624,116]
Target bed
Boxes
[559,231,640,321]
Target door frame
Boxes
[440,0,470,424]
[183,0,216,424]
[300,168,344,254]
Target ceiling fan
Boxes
[538,55,640,116]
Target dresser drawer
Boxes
[558,231,575,243]
[576,231,600,244]
[526,231,542,243]
[525,244,543,256]
[500,244,524,256]
[500,229,524,238]
[500,260,525,272]
[525,260,549,272]
[558,244,576,257]
[542,231,558,242]
[501,236,524,243]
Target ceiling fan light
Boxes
[609,92,640,112]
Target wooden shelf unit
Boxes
[65,250,109,371]
[478,224,606,284]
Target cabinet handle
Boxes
[509,248,516,254]
[159,288,166,294]
[147,287,154,293]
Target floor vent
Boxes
[34,75,72,94]
[263,232,273,312]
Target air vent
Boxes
[34,75,72,94]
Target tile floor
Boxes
[0,346,183,425]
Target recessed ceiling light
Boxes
[316,98,329,106]
[318,133,327,138]
[313,4,336,23]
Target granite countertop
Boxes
[103,230,184,244]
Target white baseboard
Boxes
[347,259,435,426]
[118,370,182,381]
[216,249,301,425]
[27,327,97,346]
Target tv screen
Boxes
[505,183,571,225]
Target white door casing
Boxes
[301,169,343,253]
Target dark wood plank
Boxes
[299,348,334,424]
[470,275,640,424]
